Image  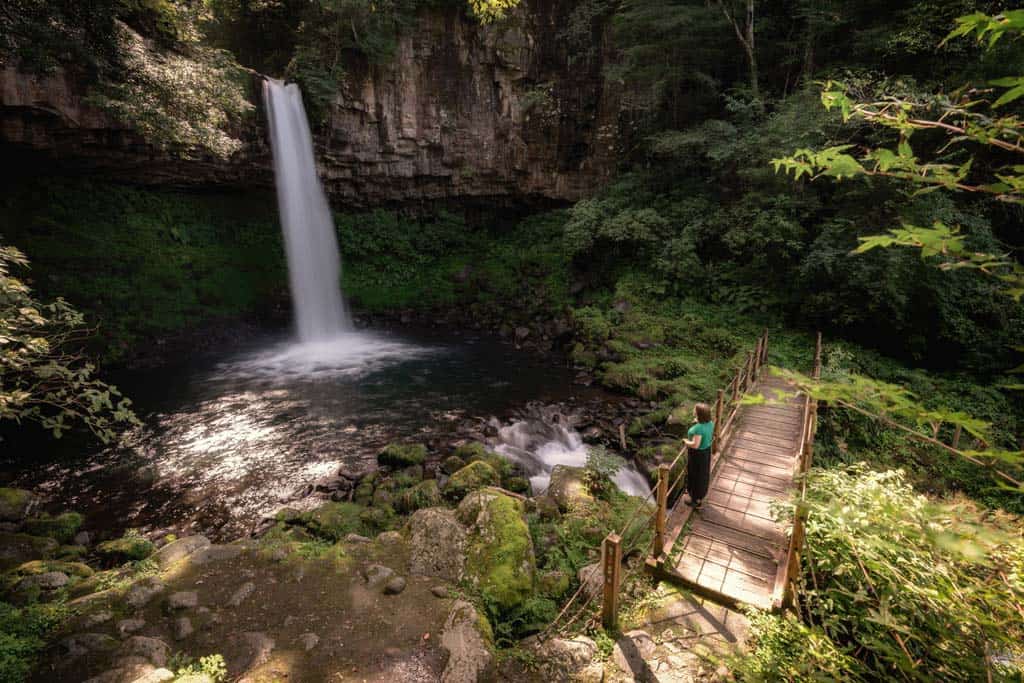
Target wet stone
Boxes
[383,576,407,595]
[166,590,198,611]
[227,581,255,607]
[173,616,194,641]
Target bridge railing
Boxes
[543,329,774,635]
[650,328,770,566]
[771,331,822,609]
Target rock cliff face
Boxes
[0,0,620,206]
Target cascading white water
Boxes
[263,78,350,341]
[493,406,651,498]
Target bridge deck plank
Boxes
[657,374,805,611]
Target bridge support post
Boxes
[602,533,622,630]
[653,464,670,561]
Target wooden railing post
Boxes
[602,533,622,630]
[713,389,724,455]
[744,351,754,391]
[731,374,739,403]
[762,328,769,365]
[754,337,763,379]
[653,464,670,560]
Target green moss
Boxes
[8,560,94,579]
[352,480,375,506]
[55,545,87,561]
[505,477,531,495]
[358,506,397,534]
[299,502,366,541]
[96,535,155,562]
[395,480,443,514]
[444,462,499,502]
[465,493,536,614]
[391,465,424,490]
[0,534,58,572]
[378,443,427,468]
[0,489,33,522]
[441,456,465,475]
[22,513,83,544]
[454,443,512,479]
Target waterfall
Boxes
[263,78,350,342]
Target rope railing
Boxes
[541,330,773,636]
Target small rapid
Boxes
[493,404,651,498]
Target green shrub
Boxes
[768,465,1024,680]
[96,531,154,562]
[0,601,68,683]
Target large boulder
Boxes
[527,635,598,682]
[463,492,535,613]
[440,600,494,683]
[443,462,499,502]
[0,532,58,571]
[407,508,467,582]
[152,535,210,569]
[546,466,594,512]
[0,488,35,522]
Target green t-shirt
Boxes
[687,421,714,452]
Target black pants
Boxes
[686,447,711,502]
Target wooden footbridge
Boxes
[642,330,822,611]
[545,331,822,637]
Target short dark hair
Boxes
[695,402,712,423]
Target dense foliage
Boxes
[737,466,1024,681]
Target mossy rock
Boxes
[372,484,395,509]
[9,559,94,579]
[358,506,396,534]
[391,465,424,490]
[299,502,366,541]
[96,536,155,563]
[538,569,571,598]
[353,480,375,506]
[546,466,594,512]
[23,512,84,544]
[378,443,427,468]
[395,480,443,514]
[454,443,512,479]
[0,532,59,571]
[441,456,465,475]
[56,545,87,561]
[505,477,531,495]
[464,493,536,613]
[0,488,35,522]
[444,462,499,502]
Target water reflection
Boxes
[5,328,603,539]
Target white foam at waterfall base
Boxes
[264,78,350,342]
[495,417,651,498]
[214,331,435,381]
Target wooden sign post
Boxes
[602,533,622,630]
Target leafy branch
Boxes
[1,243,140,443]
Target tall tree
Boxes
[711,0,758,98]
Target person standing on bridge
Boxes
[682,402,713,508]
